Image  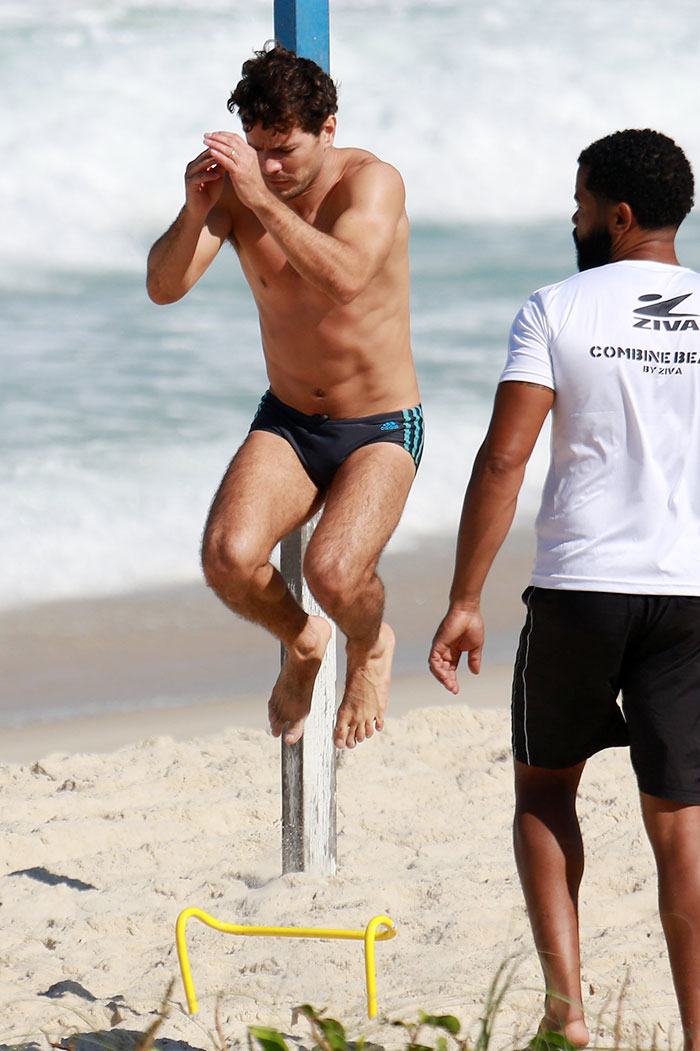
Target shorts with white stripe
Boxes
[511,586,700,802]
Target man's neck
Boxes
[610,228,680,266]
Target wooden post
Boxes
[274,0,336,877]
[280,516,337,875]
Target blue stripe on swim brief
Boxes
[402,407,424,465]
[413,407,424,461]
[402,409,412,457]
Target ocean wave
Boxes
[2,0,700,272]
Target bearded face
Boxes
[573,226,613,271]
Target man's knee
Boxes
[201,524,265,598]
[303,539,374,613]
[641,794,700,863]
[514,760,585,814]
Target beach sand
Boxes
[0,533,680,1048]
[1,533,531,762]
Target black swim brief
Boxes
[249,390,424,489]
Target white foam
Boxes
[0,399,549,611]
[2,0,700,274]
[1,439,229,609]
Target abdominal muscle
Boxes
[257,294,419,418]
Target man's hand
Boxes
[203,132,268,211]
[429,606,485,695]
[184,148,227,220]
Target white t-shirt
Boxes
[501,259,700,594]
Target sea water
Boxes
[3,0,700,611]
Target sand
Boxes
[1,538,529,743]
[0,704,679,1050]
[0,535,681,1049]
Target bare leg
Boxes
[202,431,329,742]
[513,760,590,1048]
[303,443,417,749]
[641,794,700,1051]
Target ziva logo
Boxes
[633,293,699,330]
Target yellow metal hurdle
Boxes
[176,908,397,1019]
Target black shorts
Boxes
[249,390,424,489]
[511,587,700,803]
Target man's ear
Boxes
[611,200,635,233]
[321,114,336,147]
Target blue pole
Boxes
[272,0,335,878]
[274,0,330,71]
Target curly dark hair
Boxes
[227,43,338,135]
[578,129,694,229]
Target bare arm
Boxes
[146,149,233,304]
[204,131,405,305]
[429,381,554,694]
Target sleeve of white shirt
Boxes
[499,292,555,390]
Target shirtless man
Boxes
[147,44,422,750]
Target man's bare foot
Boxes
[268,615,332,745]
[524,1016,589,1051]
[334,622,395,749]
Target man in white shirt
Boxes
[430,130,699,1050]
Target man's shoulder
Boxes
[515,267,625,337]
[335,145,395,169]
[533,264,615,301]
[335,147,404,191]
[534,261,700,303]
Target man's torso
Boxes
[223,146,419,419]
